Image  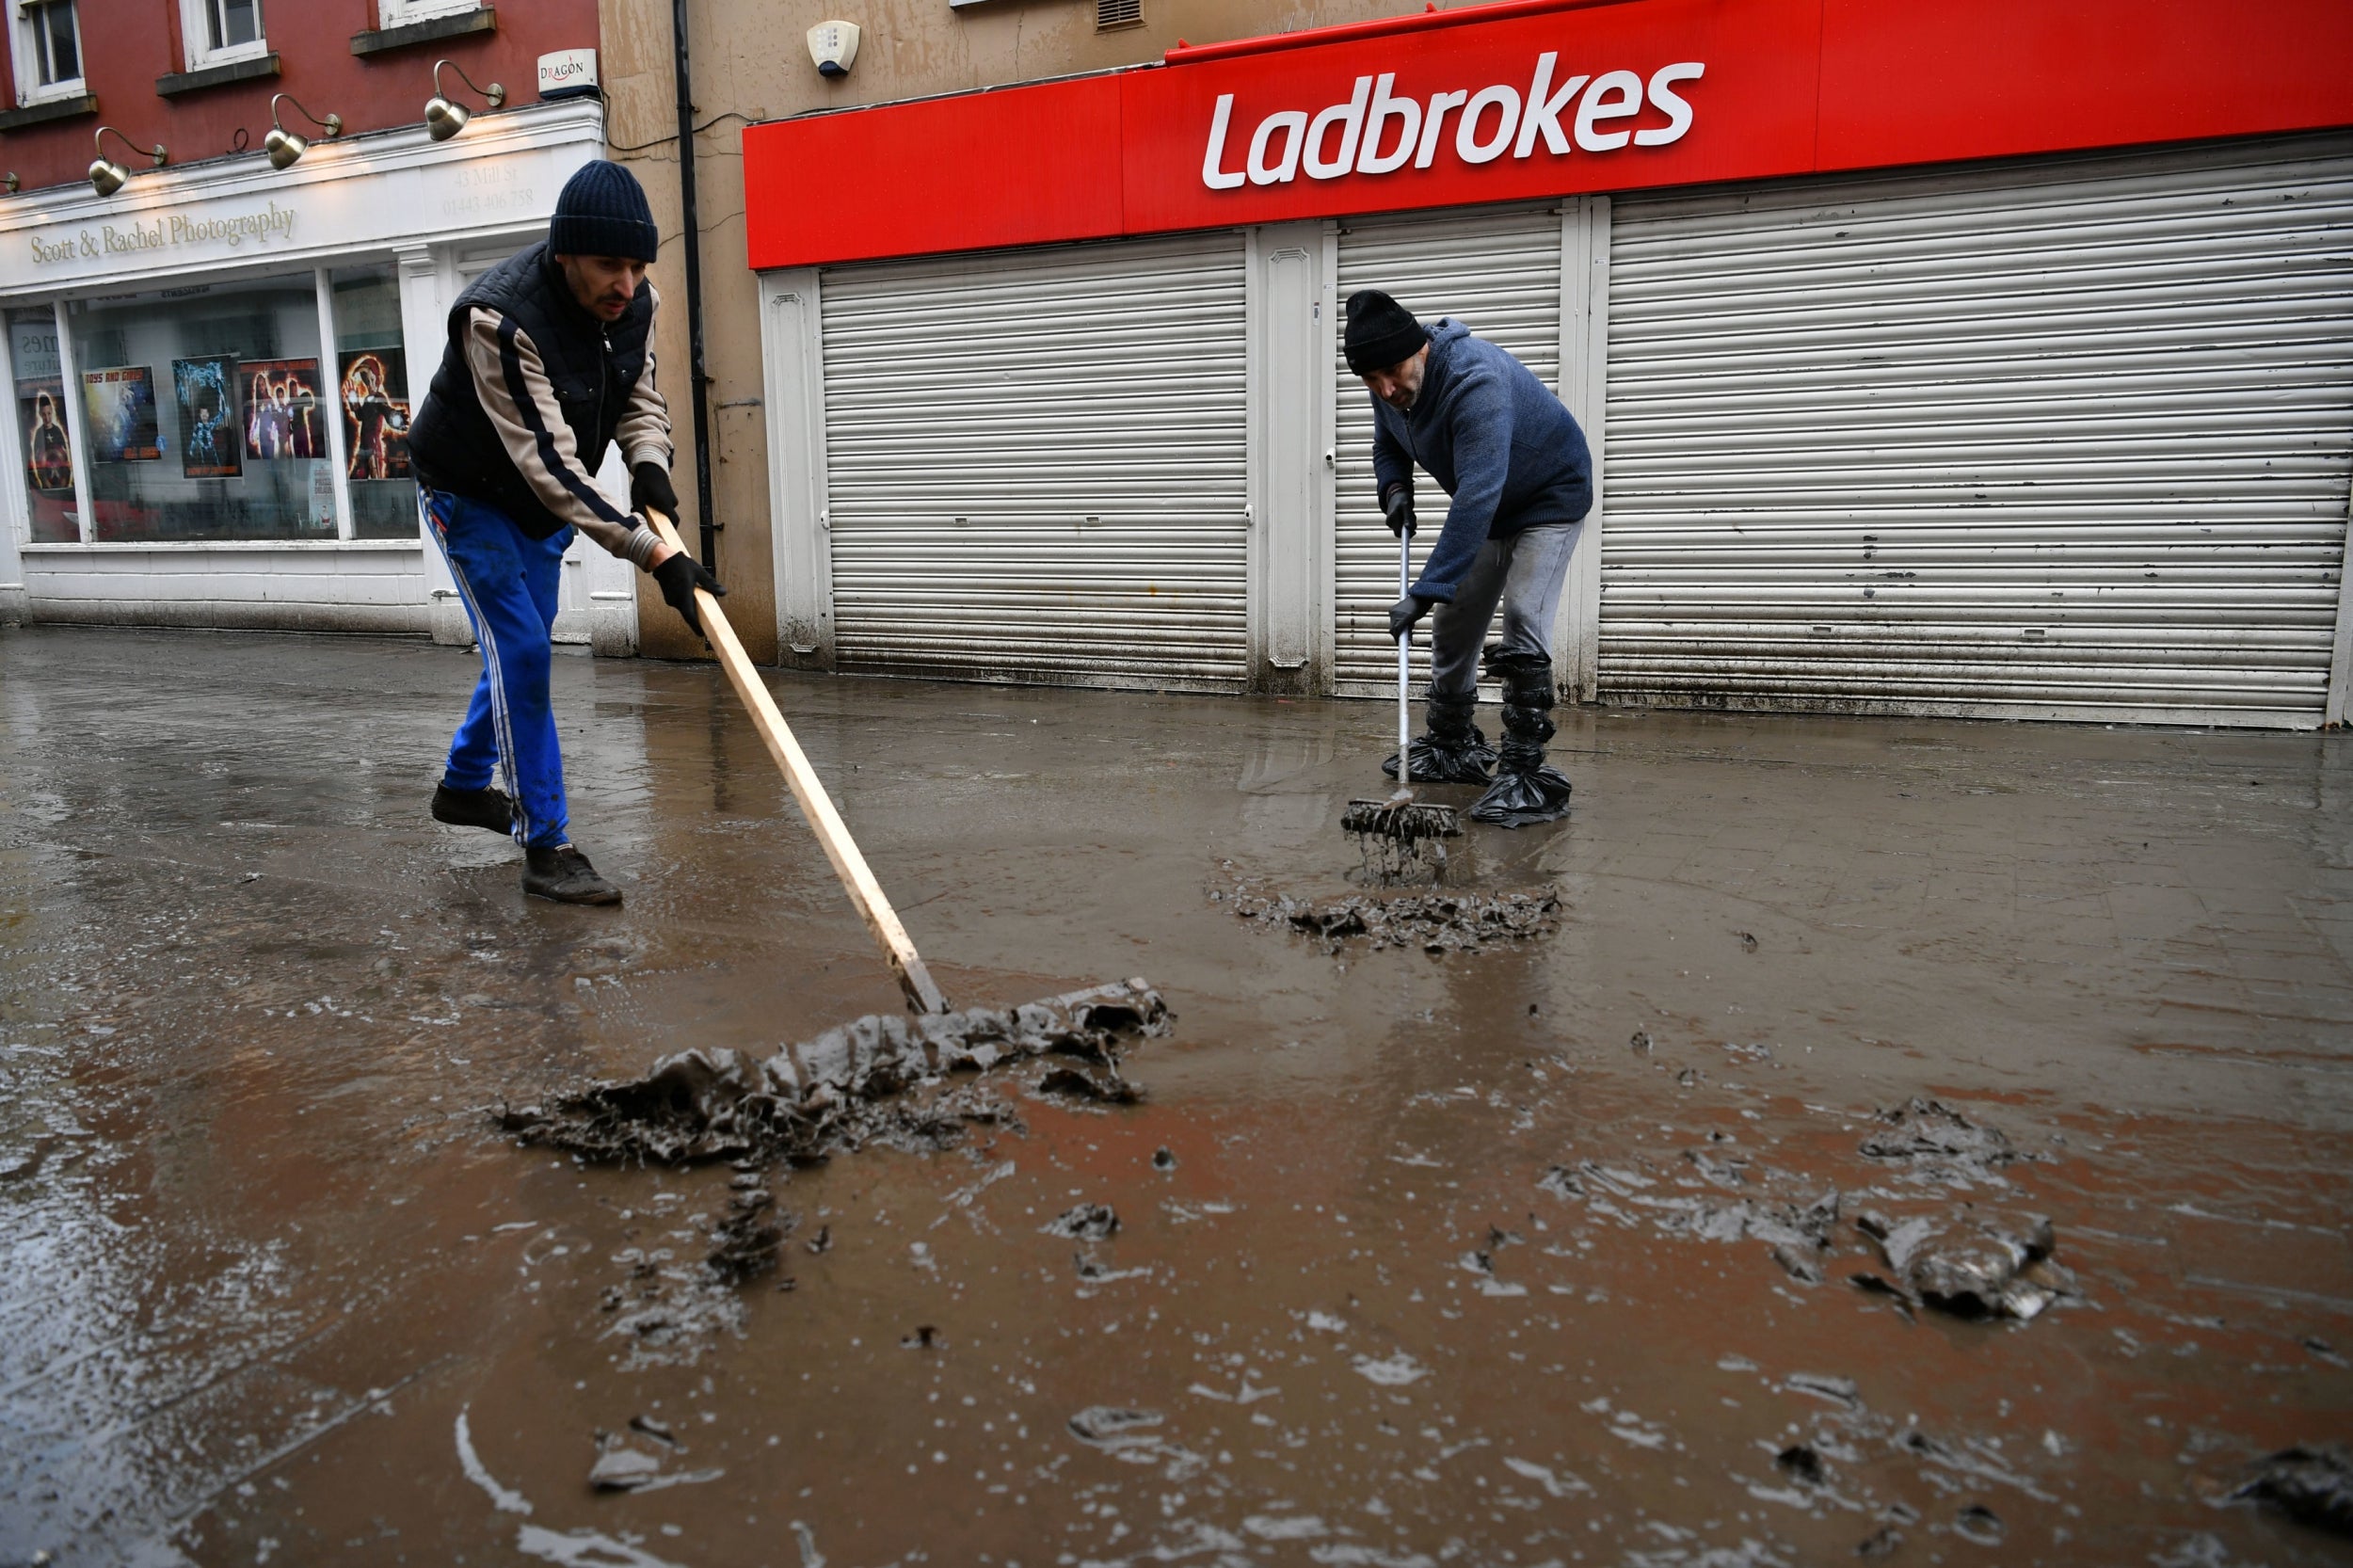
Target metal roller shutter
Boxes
[819,232,1249,689]
[1334,204,1563,696]
[1601,133,2353,726]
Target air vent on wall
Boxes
[1097,0,1142,30]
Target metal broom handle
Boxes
[1397,524,1412,791]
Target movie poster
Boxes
[240,357,324,461]
[17,376,72,493]
[339,346,410,483]
[81,365,161,463]
[172,356,242,479]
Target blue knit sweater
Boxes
[1369,320,1593,602]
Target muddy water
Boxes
[1,627,2348,1567]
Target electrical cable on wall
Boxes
[610,111,753,155]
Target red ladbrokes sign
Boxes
[1199,58,1705,191]
[743,0,2353,270]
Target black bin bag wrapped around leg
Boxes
[1382,689,1497,786]
[1468,653,1574,826]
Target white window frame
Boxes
[376,0,482,27]
[178,0,268,72]
[12,0,88,107]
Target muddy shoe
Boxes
[1468,654,1574,827]
[523,843,623,906]
[432,781,515,835]
[1380,691,1497,785]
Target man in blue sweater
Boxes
[1348,289,1592,826]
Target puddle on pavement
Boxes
[4,630,2352,1567]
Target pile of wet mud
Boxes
[1542,1096,2078,1323]
[1227,887,1562,954]
[2233,1445,2353,1536]
[497,978,1169,1168]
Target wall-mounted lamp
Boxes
[425,59,505,141]
[90,126,168,198]
[266,93,343,170]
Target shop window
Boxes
[330,265,418,541]
[9,307,80,543]
[13,0,85,105]
[180,0,266,72]
[378,0,482,25]
[66,274,335,543]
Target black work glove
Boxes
[1388,593,1433,642]
[631,461,680,518]
[651,549,725,639]
[1381,486,1417,539]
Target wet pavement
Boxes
[2,625,2349,1568]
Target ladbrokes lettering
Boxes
[1201,55,1704,190]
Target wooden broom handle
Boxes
[644,511,952,1016]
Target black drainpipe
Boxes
[671,0,718,568]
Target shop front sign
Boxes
[743,0,2353,270]
[1196,57,1705,191]
[26,200,299,268]
[0,103,603,297]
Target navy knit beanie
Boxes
[549,161,660,263]
[1345,289,1428,375]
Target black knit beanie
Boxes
[549,161,660,264]
[1345,289,1428,375]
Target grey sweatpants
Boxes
[1426,519,1583,697]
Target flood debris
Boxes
[497,979,1168,1168]
[1785,1373,1860,1409]
[1044,1203,1119,1240]
[1231,888,1562,955]
[1035,1064,1144,1105]
[587,1430,722,1494]
[1540,1160,1841,1285]
[705,1184,791,1284]
[1068,1407,1163,1448]
[1859,1097,2017,1182]
[1774,1444,1828,1484]
[1064,1406,1209,1481]
[2230,1444,2353,1536]
[588,1445,664,1492]
[1850,1207,2076,1321]
[598,1246,749,1368]
[1539,1097,2077,1325]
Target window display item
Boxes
[19,378,72,492]
[341,347,410,482]
[82,366,161,463]
[241,357,323,460]
[69,272,330,541]
[173,356,242,478]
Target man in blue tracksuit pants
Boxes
[1347,289,1593,827]
[407,161,724,904]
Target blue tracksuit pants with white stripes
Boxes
[424,485,574,849]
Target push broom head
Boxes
[1341,790,1463,843]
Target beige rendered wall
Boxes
[599,0,1427,662]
